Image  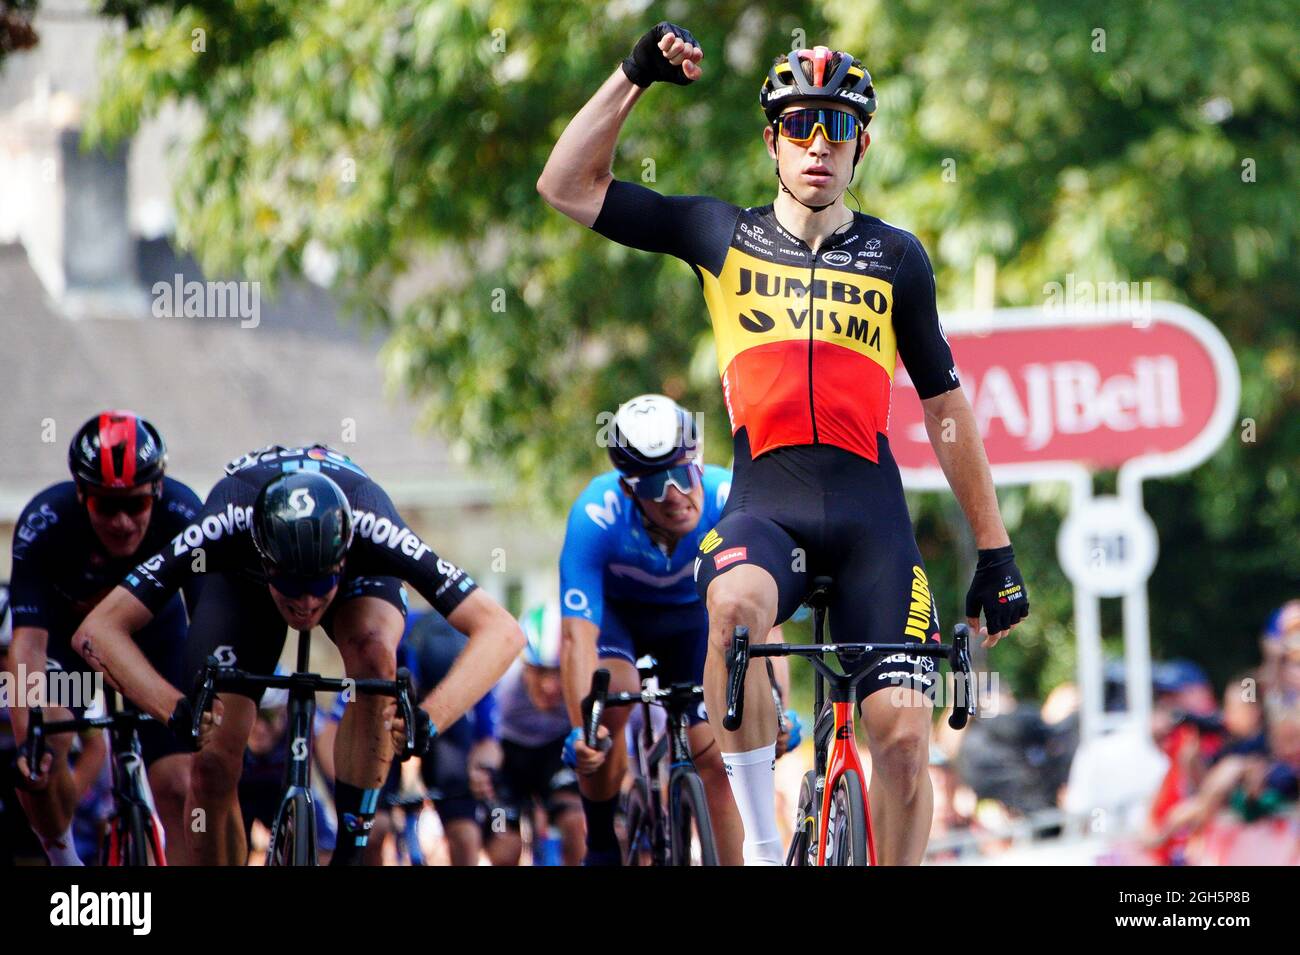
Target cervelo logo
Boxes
[170,503,254,556]
[351,510,433,561]
[585,489,622,530]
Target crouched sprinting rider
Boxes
[72,444,523,864]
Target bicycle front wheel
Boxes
[268,791,316,866]
[669,771,718,866]
[827,770,870,866]
[623,778,655,866]
[787,770,818,866]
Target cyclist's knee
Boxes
[871,725,928,787]
[189,743,242,804]
[149,755,191,809]
[337,626,399,679]
[707,593,770,654]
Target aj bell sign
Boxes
[892,303,1239,597]
[890,303,1238,487]
[890,302,1239,744]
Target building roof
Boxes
[0,241,486,518]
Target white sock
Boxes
[721,744,783,866]
[41,826,83,866]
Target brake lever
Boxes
[947,624,974,730]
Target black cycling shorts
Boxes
[183,571,408,703]
[597,598,710,726]
[493,737,580,828]
[419,725,479,824]
[693,430,941,701]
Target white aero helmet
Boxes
[607,394,700,477]
[521,602,563,669]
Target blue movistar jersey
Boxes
[559,465,731,625]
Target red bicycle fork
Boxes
[815,702,877,866]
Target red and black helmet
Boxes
[68,410,168,492]
[759,46,877,124]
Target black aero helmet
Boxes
[607,394,699,477]
[251,471,354,577]
[760,46,877,125]
[69,410,167,491]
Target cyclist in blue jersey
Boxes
[559,395,798,866]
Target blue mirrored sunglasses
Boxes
[268,572,340,599]
[626,462,701,502]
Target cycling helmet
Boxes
[760,46,877,125]
[520,603,562,669]
[251,472,354,577]
[607,394,699,478]
[69,410,167,491]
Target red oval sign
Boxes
[890,304,1239,484]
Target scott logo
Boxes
[288,488,315,517]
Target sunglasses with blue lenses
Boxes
[777,107,860,144]
[267,572,340,599]
[625,462,701,502]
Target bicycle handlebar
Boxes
[724,624,977,732]
[19,705,155,783]
[581,668,611,750]
[187,657,422,760]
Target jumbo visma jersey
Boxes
[593,181,960,463]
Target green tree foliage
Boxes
[82,1,1297,696]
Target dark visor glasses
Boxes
[777,107,860,144]
[267,572,340,599]
[625,462,701,503]
[86,494,153,517]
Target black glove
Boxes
[622,22,700,88]
[167,696,200,752]
[965,545,1029,635]
[412,709,437,757]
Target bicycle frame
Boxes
[190,628,420,865]
[724,577,974,867]
[22,694,167,865]
[582,665,713,865]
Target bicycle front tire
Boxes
[268,791,316,866]
[827,770,870,866]
[669,771,718,866]
[623,778,655,866]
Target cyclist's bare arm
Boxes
[560,617,601,727]
[70,586,178,721]
[921,388,1010,553]
[537,32,701,225]
[427,590,524,731]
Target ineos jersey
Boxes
[121,445,477,618]
[592,180,960,463]
[9,478,202,631]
